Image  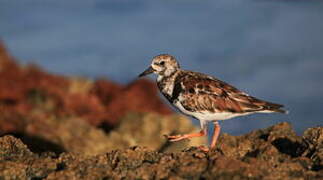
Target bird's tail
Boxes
[262,101,288,114]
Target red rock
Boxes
[103,79,173,123]
[63,93,109,126]
[0,41,173,133]
[92,79,123,105]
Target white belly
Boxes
[174,101,250,121]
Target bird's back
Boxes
[162,70,286,119]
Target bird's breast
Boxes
[157,75,175,95]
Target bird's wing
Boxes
[175,71,285,113]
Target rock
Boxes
[104,113,207,152]
[102,79,173,123]
[0,135,34,161]
[0,112,205,156]
[218,122,303,159]
[25,116,113,155]
[0,124,322,180]
[302,126,323,171]
[91,78,123,106]
[0,41,173,133]
[0,136,57,180]
[210,122,323,179]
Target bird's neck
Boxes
[157,69,180,99]
[157,69,179,82]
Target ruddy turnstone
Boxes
[138,54,287,151]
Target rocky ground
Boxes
[0,41,322,179]
[0,123,322,180]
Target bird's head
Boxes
[139,54,180,78]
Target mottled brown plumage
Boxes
[139,54,287,151]
[171,70,285,114]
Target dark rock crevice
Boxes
[271,137,306,157]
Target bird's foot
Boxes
[165,134,188,142]
[165,131,206,142]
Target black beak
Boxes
[138,66,154,77]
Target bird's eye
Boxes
[160,61,165,65]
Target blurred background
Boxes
[1,0,322,136]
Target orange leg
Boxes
[166,129,207,142]
[210,122,221,149]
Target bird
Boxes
[138,54,287,151]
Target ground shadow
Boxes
[1,132,65,155]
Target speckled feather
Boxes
[158,70,286,115]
